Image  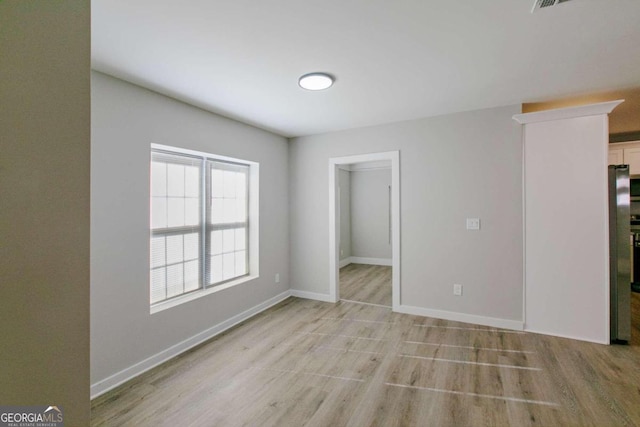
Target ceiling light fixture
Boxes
[298,73,334,91]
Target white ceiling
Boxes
[92,0,640,138]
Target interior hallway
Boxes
[339,263,392,307]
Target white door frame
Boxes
[329,151,401,309]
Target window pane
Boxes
[151,268,166,304]
[223,229,235,253]
[235,228,246,251]
[223,198,236,223]
[185,166,200,197]
[151,236,166,268]
[185,198,199,226]
[166,235,184,264]
[168,198,185,227]
[210,255,223,283]
[235,251,247,275]
[236,172,246,198]
[151,198,167,229]
[223,171,237,199]
[151,162,167,197]
[211,169,224,198]
[223,253,235,280]
[151,148,252,303]
[235,198,246,222]
[184,260,199,292]
[184,233,199,260]
[167,164,185,197]
[166,264,184,298]
[211,199,224,224]
[210,230,223,255]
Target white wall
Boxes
[520,111,610,343]
[1,2,90,423]
[339,169,352,262]
[91,72,290,391]
[350,169,392,261]
[290,105,524,327]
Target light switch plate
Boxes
[466,218,480,230]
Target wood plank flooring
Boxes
[92,297,640,426]
[632,291,640,345]
[340,263,391,307]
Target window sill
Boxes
[150,274,259,314]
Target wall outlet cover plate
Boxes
[466,218,480,230]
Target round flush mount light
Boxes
[298,72,334,91]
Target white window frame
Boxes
[150,143,259,314]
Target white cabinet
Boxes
[609,142,640,175]
[623,148,640,175]
[609,148,623,166]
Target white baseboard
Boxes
[349,257,392,266]
[523,326,608,345]
[290,289,336,303]
[339,258,351,268]
[90,290,292,399]
[396,304,524,331]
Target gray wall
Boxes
[0,1,91,424]
[339,169,352,261]
[350,169,392,260]
[290,105,524,322]
[91,72,290,385]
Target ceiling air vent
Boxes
[531,0,573,13]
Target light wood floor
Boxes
[339,263,391,307]
[632,291,640,345]
[92,297,640,426]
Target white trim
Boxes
[91,290,291,399]
[521,119,527,333]
[329,151,401,310]
[348,256,392,266]
[512,100,623,124]
[249,162,260,279]
[602,115,611,345]
[151,143,259,166]
[523,326,609,345]
[396,304,524,331]
[151,275,259,314]
[290,289,336,303]
[338,256,392,267]
[337,160,391,172]
[339,257,351,268]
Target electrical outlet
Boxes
[340,249,344,256]
[466,218,480,230]
[453,284,463,296]
[275,273,280,283]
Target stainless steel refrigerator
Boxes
[609,164,631,343]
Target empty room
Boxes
[3,1,640,426]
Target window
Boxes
[150,145,257,308]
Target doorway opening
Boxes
[329,151,400,309]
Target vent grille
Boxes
[532,0,573,12]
